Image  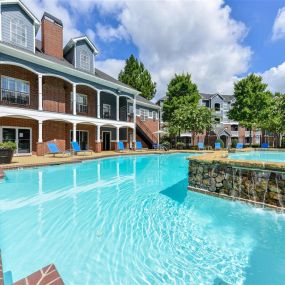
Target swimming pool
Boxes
[0,153,285,285]
[229,151,285,163]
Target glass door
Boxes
[2,128,31,154]
[103,132,111,151]
[71,130,89,150]
[18,129,31,154]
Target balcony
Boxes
[1,89,30,105]
[231,131,239,137]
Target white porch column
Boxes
[96,125,101,142]
[72,123,77,142]
[38,120,43,143]
[116,96,120,121]
[116,126,120,142]
[97,90,101,118]
[73,83,77,115]
[38,74,43,111]
[133,96,137,143]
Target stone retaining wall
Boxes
[189,160,285,208]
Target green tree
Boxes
[169,105,212,146]
[263,93,285,147]
[118,54,156,100]
[228,74,272,146]
[162,73,200,122]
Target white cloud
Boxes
[95,23,129,42]
[96,59,125,79]
[261,62,285,93]
[272,7,285,41]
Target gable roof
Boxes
[0,0,40,32]
[63,36,99,55]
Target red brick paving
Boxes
[13,264,64,285]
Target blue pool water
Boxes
[229,151,285,163]
[0,153,285,285]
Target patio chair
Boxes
[116,141,126,152]
[71,141,93,156]
[236,143,243,149]
[197,142,204,150]
[153,143,159,150]
[136,141,143,151]
[47,143,70,157]
[215,142,221,150]
[261,143,269,148]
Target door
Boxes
[103,132,111,151]
[70,130,89,150]
[2,127,31,154]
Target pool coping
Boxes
[187,148,285,172]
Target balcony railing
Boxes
[1,89,30,105]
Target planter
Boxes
[0,149,14,164]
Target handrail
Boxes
[136,116,157,143]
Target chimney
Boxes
[41,12,63,59]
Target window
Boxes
[1,76,30,105]
[127,104,133,115]
[214,117,221,124]
[214,103,220,111]
[140,109,148,121]
[103,104,111,118]
[80,50,90,71]
[153,111,158,120]
[76,93,88,113]
[10,18,27,47]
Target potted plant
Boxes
[0,142,17,164]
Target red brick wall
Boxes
[42,18,63,59]
[0,65,38,109]
[43,77,71,113]
[140,118,159,140]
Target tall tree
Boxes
[263,93,285,147]
[118,54,156,100]
[162,73,200,122]
[228,74,272,146]
[169,105,212,146]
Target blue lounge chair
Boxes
[136,141,143,151]
[215,142,221,150]
[197,142,204,150]
[71,141,93,155]
[236,143,243,149]
[47,143,70,157]
[261,143,269,148]
[117,141,125,152]
[153,143,159,150]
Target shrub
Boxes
[162,141,170,149]
[215,138,224,149]
[0,142,17,151]
[231,138,238,148]
[251,144,260,148]
[176,142,185,149]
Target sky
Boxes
[23,0,285,100]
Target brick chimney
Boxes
[41,12,63,59]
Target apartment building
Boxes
[0,0,160,155]
[157,93,262,147]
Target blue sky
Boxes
[27,0,285,99]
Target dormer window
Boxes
[80,50,90,71]
[10,18,27,47]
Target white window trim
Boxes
[10,18,27,48]
[80,50,90,71]
[103,103,111,118]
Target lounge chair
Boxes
[153,143,159,150]
[47,143,70,157]
[71,141,93,156]
[116,141,126,152]
[197,142,204,150]
[136,141,143,151]
[261,143,269,148]
[215,142,221,150]
[236,143,243,149]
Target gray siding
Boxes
[1,4,34,52]
[75,40,94,73]
[65,47,74,65]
